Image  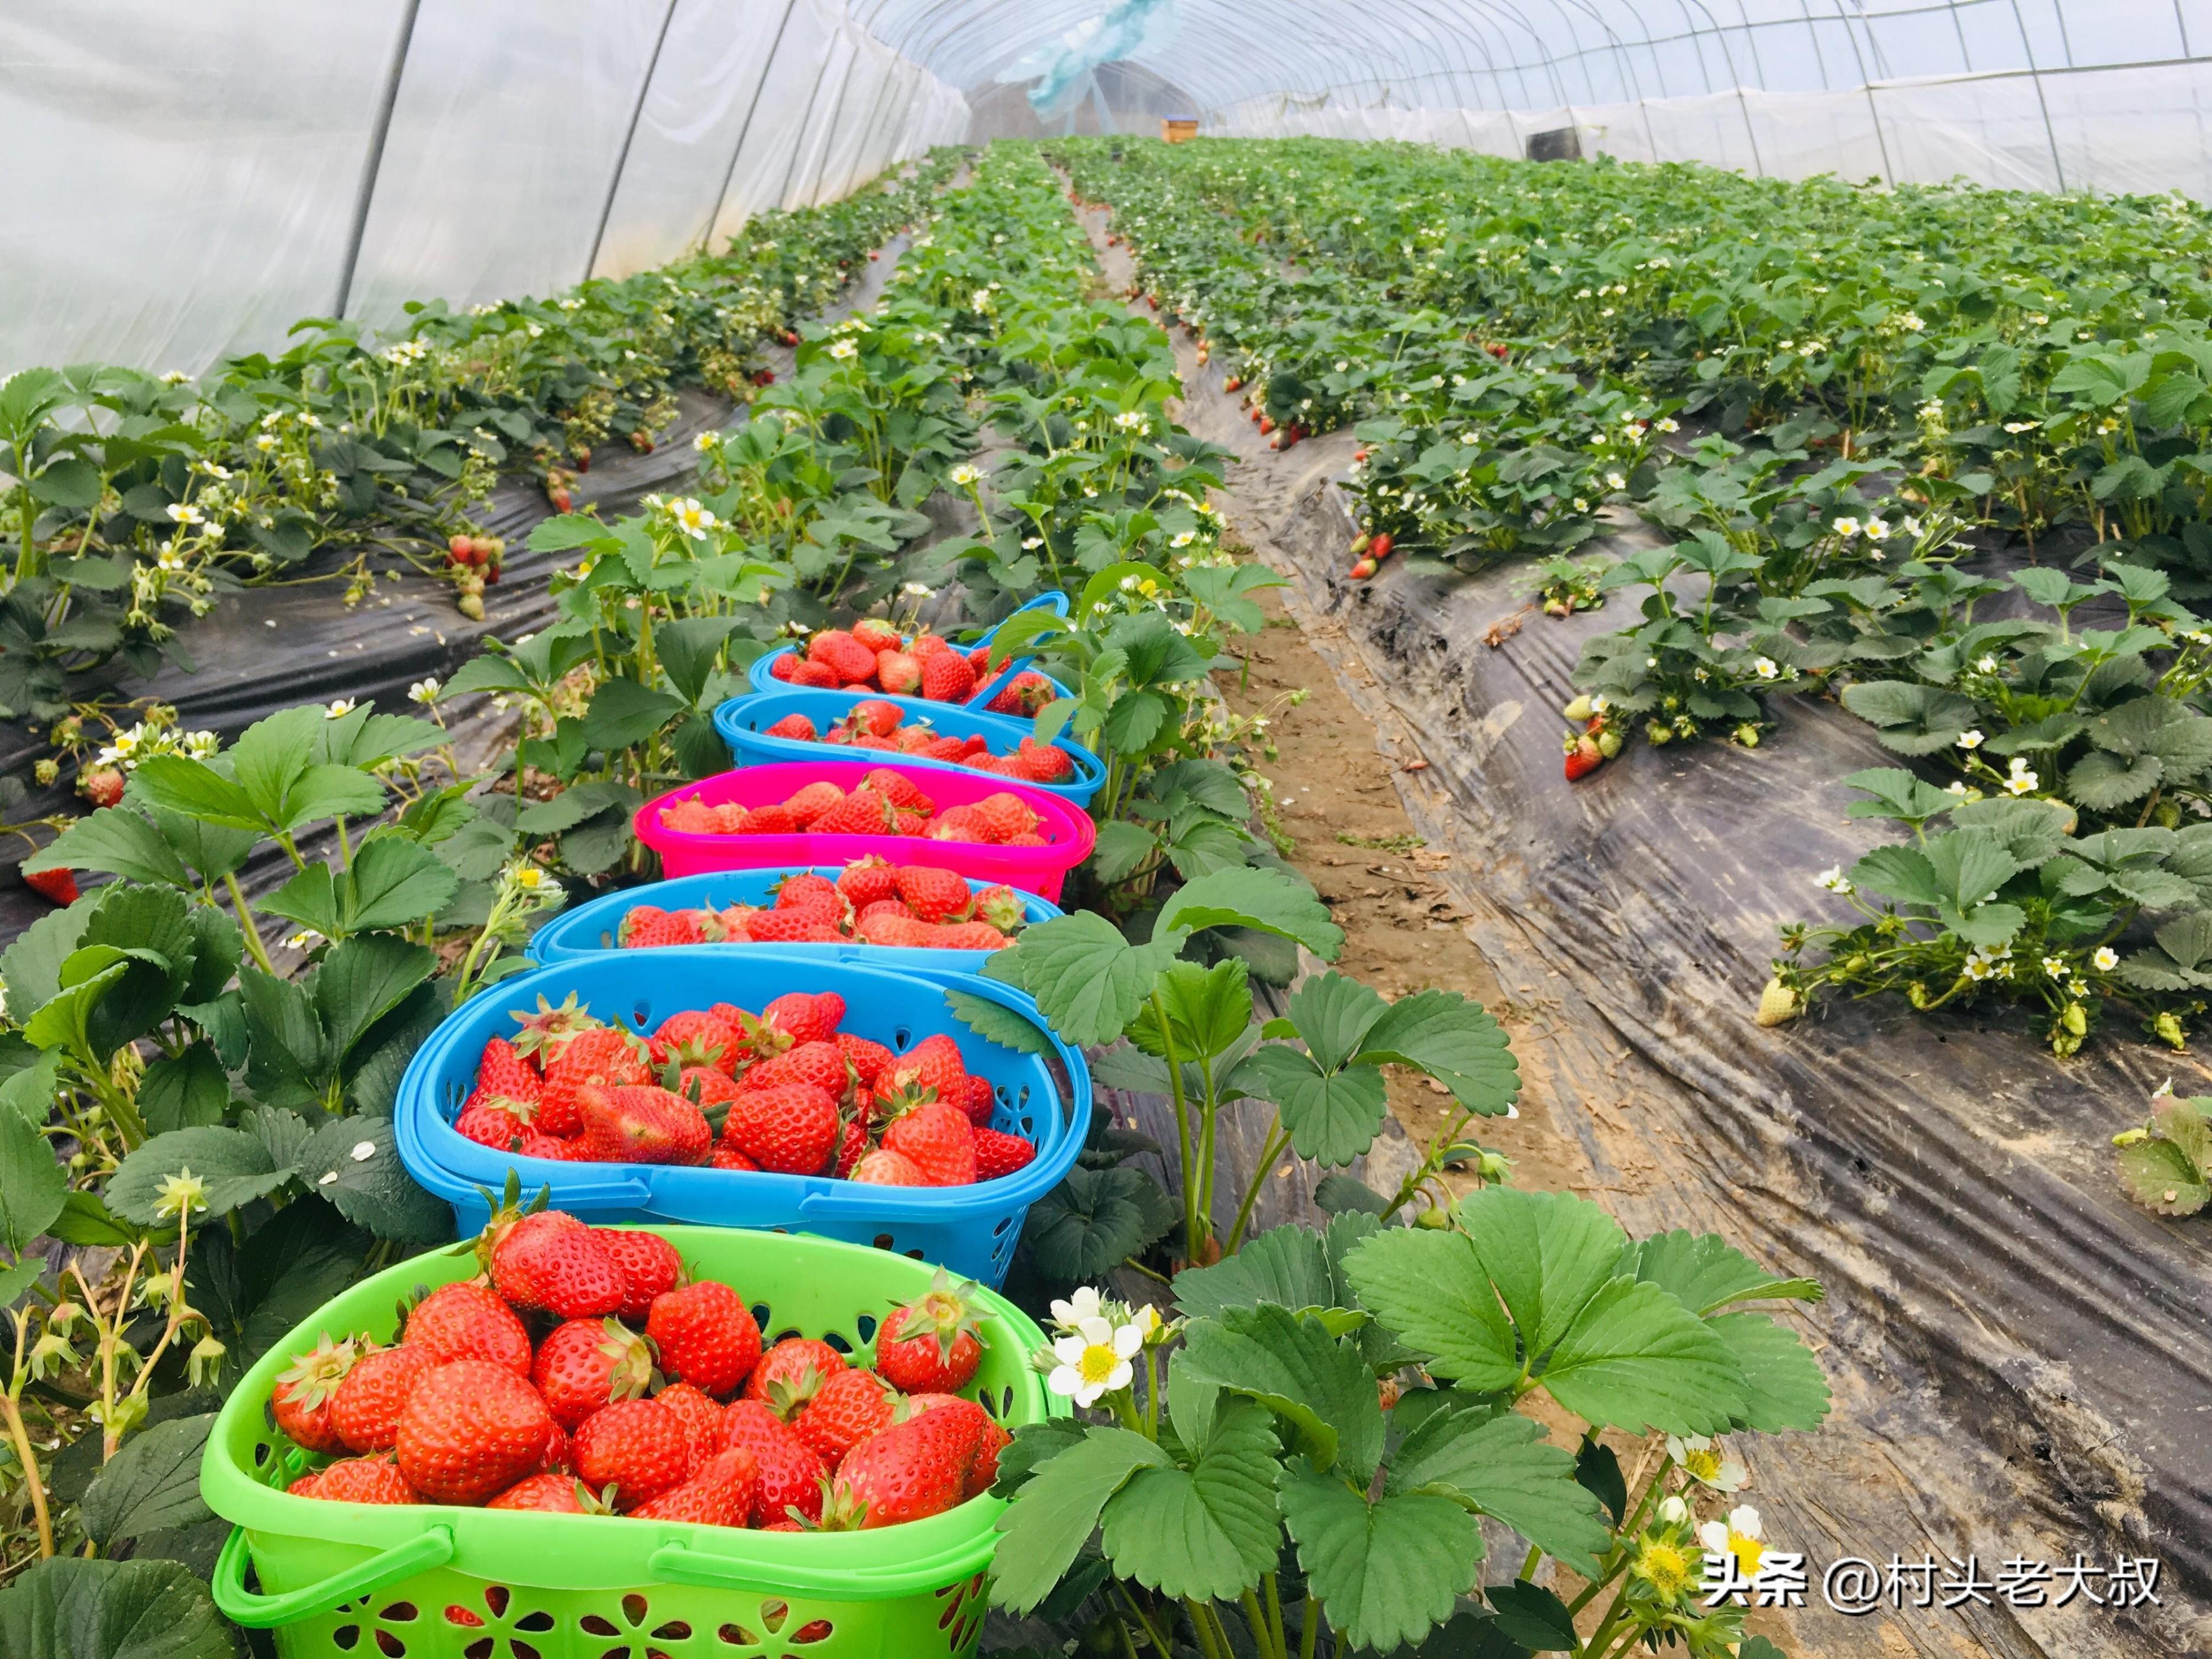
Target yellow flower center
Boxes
[1683,1446,1723,1482]
[1635,1541,1691,1597]
[1727,1531,1764,1578]
[1077,1342,1120,1385]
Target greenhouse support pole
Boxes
[2003,0,2068,190]
[1826,8,1896,187]
[334,0,423,319]
[802,47,864,208]
[699,0,799,252]
[584,0,684,284]
[777,45,844,210]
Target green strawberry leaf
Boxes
[1539,1277,1749,1435]
[1278,1466,1481,1654]
[990,1428,1167,1614]
[1706,1312,1832,1432]
[1388,1406,1611,1577]
[1177,1306,1383,1479]
[1098,1399,1280,1601]
[1620,1229,1825,1315]
[986,911,1179,1047]
[0,1555,233,1659]
[1343,1228,1520,1392]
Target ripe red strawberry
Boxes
[810,787,899,835]
[396,1359,555,1505]
[534,1315,653,1430]
[893,865,972,923]
[306,1455,419,1506]
[22,866,77,905]
[574,1397,695,1510]
[846,699,903,738]
[742,910,844,944]
[649,1009,744,1076]
[721,1399,828,1525]
[473,1037,542,1104]
[985,672,1055,715]
[330,1343,434,1453]
[654,1381,729,1465]
[875,1274,986,1394]
[876,650,922,695]
[826,1034,892,1090]
[745,1040,850,1095]
[774,892,846,930]
[625,909,703,948]
[775,872,841,910]
[786,780,848,827]
[661,796,720,834]
[885,1033,966,1102]
[919,651,977,702]
[789,658,841,689]
[835,856,898,907]
[768,651,799,682]
[537,1025,648,1138]
[722,1083,839,1175]
[974,1127,1036,1180]
[961,1074,997,1123]
[851,1147,927,1184]
[454,1097,530,1151]
[593,1228,683,1324]
[882,1099,976,1186]
[854,911,938,948]
[576,1083,713,1166]
[858,768,931,812]
[402,1282,531,1375]
[764,990,844,1045]
[852,618,903,653]
[973,792,1040,843]
[906,1393,1008,1497]
[1008,740,1073,783]
[747,1337,848,1408]
[632,1446,758,1526]
[517,1131,579,1161]
[833,1119,868,1177]
[286,1471,322,1497]
[647,1280,763,1399]
[764,712,818,741]
[925,804,992,843]
[808,629,880,685]
[711,1142,760,1170]
[273,1334,357,1453]
[740,801,801,834]
[789,1366,897,1467]
[485,1209,627,1318]
[934,921,1010,951]
[487,1472,607,1513]
[910,633,951,659]
[677,1066,743,1117]
[822,1406,974,1528]
[1564,733,1602,781]
[919,735,972,763]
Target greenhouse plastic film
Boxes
[0,1,408,380]
[706,0,835,243]
[589,0,796,279]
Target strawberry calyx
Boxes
[893,1270,987,1367]
[274,1332,358,1410]
[509,992,602,1060]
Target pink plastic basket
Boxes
[635,760,1097,900]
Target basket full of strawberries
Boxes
[202,1212,1055,1659]
[635,760,1097,900]
[713,688,1103,808]
[393,950,1089,1286]
[528,863,1064,968]
[746,590,1071,712]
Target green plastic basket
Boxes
[202,1225,1056,1659]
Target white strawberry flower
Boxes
[1666,1434,1748,1493]
[2093,946,2120,971]
[2006,757,2039,795]
[1698,1506,1765,1582]
[1816,866,1852,894]
[1956,729,1984,751]
[1830,516,1861,538]
[1048,1315,1142,1408]
[1754,657,1779,680]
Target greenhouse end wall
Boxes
[0,0,968,383]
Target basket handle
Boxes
[647,1532,997,1600]
[212,1524,456,1628]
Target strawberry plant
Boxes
[989,1192,1826,1656]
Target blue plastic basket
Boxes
[748,590,1071,706]
[712,689,1105,808]
[393,950,1088,1287]
[528,868,1064,970]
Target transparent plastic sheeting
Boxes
[0,0,967,382]
[861,0,2212,199]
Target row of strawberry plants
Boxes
[0,141,1832,1658]
[1056,139,2212,1147]
[0,147,963,773]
